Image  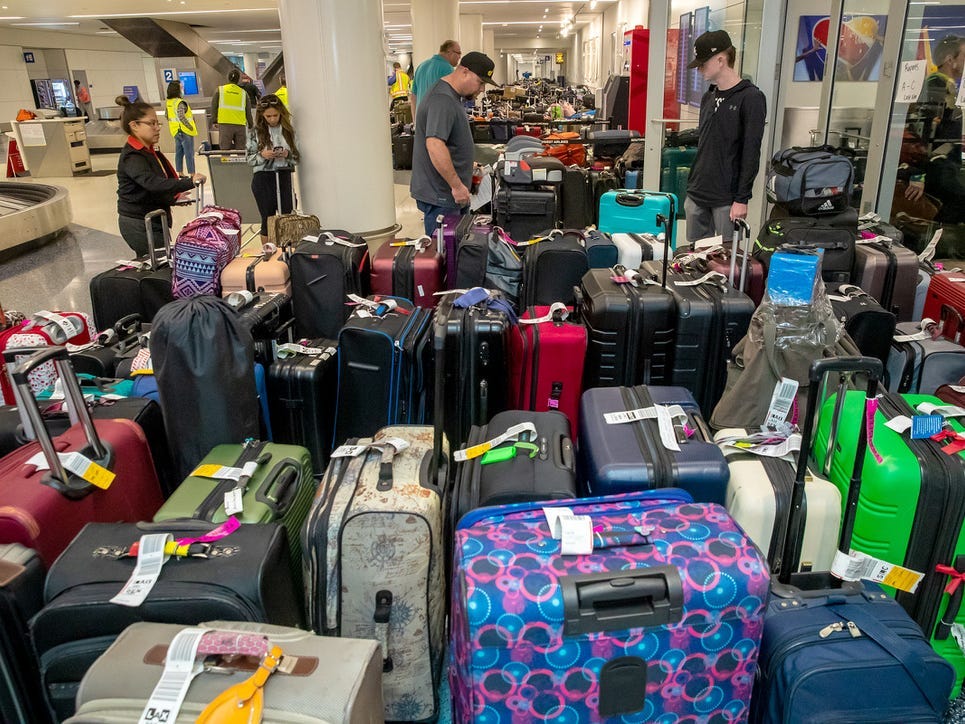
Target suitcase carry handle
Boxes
[776,356,883,586]
[940,304,963,343]
[144,208,172,272]
[9,346,113,499]
[560,566,684,635]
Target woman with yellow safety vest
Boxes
[165,80,197,175]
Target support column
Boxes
[570,33,582,86]
[459,14,483,52]
[483,29,499,84]
[279,0,396,238]
[243,53,260,79]
[411,0,459,67]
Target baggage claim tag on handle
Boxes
[764,377,798,431]
[223,461,259,517]
[455,422,538,462]
[138,628,206,724]
[543,507,594,556]
[830,550,925,594]
[603,405,688,452]
[111,533,173,607]
[25,451,116,489]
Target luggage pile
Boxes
[4,148,965,723]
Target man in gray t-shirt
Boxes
[410,51,499,236]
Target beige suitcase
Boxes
[65,620,383,723]
[220,248,291,296]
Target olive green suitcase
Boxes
[813,390,965,693]
[153,440,316,587]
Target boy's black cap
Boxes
[688,30,734,68]
[461,51,500,86]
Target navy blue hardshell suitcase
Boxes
[583,229,618,269]
[750,357,954,723]
[578,385,729,503]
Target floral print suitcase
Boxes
[302,424,446,722]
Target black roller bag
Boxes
[828,283,897,369]
[751,357,954,724]
[520,229,589,308]
[29,521,302,722]
[68,314,148,378]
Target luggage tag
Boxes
[137,628,207,724]
[25,450,116,489]
[718,432,802,460]
[672,270,727,289]
[275,342,336,359]
[30,310,84,340]
[114,259,152,271]
[763,377,799,432]
[111,533,173,607]
[603,405,688,452]
[346,294,408,317]
[694,235,723,250]
[303,231,365,247]
[830,549,924,594]
[911,414,945,439]
[918,228,943,263]
[455,422,537,462]
[390,235,433,250]
[479,441,538,465]
[224,452,272,517]
[518,302,569,325]
[930,430,965,455]
[893,318,938,343]
[542,507,593,555]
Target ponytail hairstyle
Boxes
[116,95,154,135]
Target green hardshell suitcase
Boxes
[154,440,316,587]
[660,146,696,219]
[812,390,965,693]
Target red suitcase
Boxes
[513,125,543,138]
[370,237,445,308]
[509,304,586,438]
[922,271,965,337]
[0,347,163,567]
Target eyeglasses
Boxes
[257,98,282,110]
[134,120,161,127]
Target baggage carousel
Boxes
[0,182,71,258]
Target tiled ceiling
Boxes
[0,0,613,55]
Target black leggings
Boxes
[251,169,294,236]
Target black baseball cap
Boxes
[688,30,734,68]
[461,51,500,86]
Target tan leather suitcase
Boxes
[220,248,291,296]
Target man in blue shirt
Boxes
[409,40,462,118]
[410,52,499,236]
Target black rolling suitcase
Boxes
[267,338,338,473]
[0,544,48,724]
[454,217,491,290]
[230,290,294,364]
[434,292,512,450]
[639,236,755,413]
[289,231,371,340]
[576,265,676,389]
[449,409,576,530]
[391,131,413,170]
[589,168,619,226]
[68,314,148,378]
[560,165,591,228]
[751,357,954,723]
[828,283,897,368]
[332,297,432,443]
[29,521,302,722]
[88,209,175,330]
[520,229,588,307]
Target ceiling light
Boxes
[0,15,24,19]
[212,40,242,44]
[544,7,548,11]
[70,8,273,18]
[11,21,80,26]
[590,0,597,7]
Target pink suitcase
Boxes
[370,237,445,308]
[0,347,163,566]
[509,304,587,438]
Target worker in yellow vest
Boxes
[165,80,197,175]
[211,68,252,150]
[388,62,411,102]
[276,73,289,109]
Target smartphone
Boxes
[273,146,284,152]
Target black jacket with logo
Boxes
[116,140,194,221]
[687,79,767,207]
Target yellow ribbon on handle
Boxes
[196,644,283,724]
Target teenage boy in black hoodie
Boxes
[684,30,766,246]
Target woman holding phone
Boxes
[246,93,300,244]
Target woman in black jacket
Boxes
[115,95,205,257]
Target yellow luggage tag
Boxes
[196,644,284,724]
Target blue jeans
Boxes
[416,200,465,237]
[174,132,195,174]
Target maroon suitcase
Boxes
[922,271,965,335]
[936,376,965,407]
[370,237,445,308]
[703,244,766,306]
[439,212,468,289]
[509,304,587,438]
[0,347,164,567]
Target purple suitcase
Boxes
[437,211,469,289]
[449,489,769,723]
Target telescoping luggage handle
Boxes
[776,356,883,586]
[6,346,113,499]
[143,209,172,272]
[728,219,751,293]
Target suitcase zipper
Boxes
[529,308,540,409]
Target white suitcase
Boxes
[715,428,842,573]
[611,232,667,268]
